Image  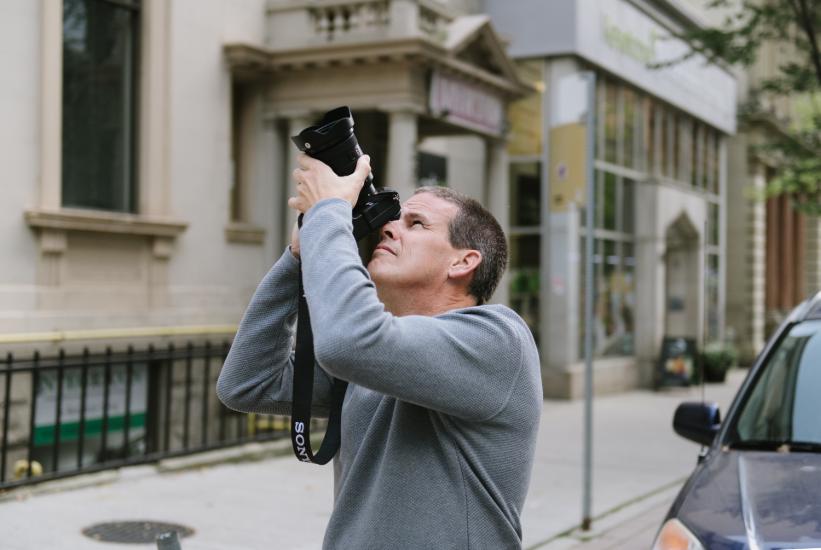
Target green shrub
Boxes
[696,342,738,383]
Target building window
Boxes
[623,88,636,170]
[644,99,655,175]
[62,0,140,213]
[580,169,636,357]
[579,235,636,358]
[507,60,544,157]
[417,152,448,188]
[509,162,541,346]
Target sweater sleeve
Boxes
[216,247,336,417]
[300,199,528,422]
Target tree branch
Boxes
[791,0,821,87]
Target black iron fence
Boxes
[0,342,318,491]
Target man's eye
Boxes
[411,220,424,227]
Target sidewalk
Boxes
[0,370,747,549]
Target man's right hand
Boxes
[290,221,300,259]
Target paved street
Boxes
[0,370,746,549]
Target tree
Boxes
[661,0,820,215]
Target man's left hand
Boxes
[288,154,370,214]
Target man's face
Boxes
[367,192,461,291]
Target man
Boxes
[217,154,542,549]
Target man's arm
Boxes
[216,248,335,417]
[300,200,530,422]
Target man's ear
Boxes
[448,250,482,281]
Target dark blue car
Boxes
[653,292,821,550]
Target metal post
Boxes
[581,70,596,532]
[156,531,182,550]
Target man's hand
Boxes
[289,221,300,259]
[287,154,370,214]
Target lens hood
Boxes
[291,107,355,154]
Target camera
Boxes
[291,107,401,240]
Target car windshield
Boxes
[730,320,821,448]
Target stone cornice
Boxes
[25,208,188,239]
[224,36,532,97]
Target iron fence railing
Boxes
[0,342,320,491]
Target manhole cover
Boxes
[82,521,195,544]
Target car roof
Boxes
[788,290,821,322]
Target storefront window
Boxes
[645,99,655,175]
[509,161,542,346]
[659,108,669,178]
[510,234,540,346]
[691,123,701,188]
[708,203,719,246]
[705,253,720,342]
[711,133,721,195]
[671,115,681,182]
[602,172,617,231]
[579,236,635,357]
[679,117,691,184]
[603,80,618,164]
[507,60,544,157]
[510,163,541,226]
[622,178,635,234]
[623,88,636,169]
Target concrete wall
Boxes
[166,0,279,319]
[0,1,42,317]
[0,0,277,336]
[417,136,486,201]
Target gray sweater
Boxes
[216,199,543,549]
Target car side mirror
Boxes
[673,402,721,446]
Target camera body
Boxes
[291,107,401,240]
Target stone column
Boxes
[41,0,63,210]
[545,207,580,369]
[386,110,418,202]
[139,0,170,216]
[633,180,664,384]
[805,216,821,298]
[286,113,314,249]
[485,138,510,306]
[725,135,766,364]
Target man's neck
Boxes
[377,285,477,317]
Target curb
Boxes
[0,437,305,504]
[524,478,686,550]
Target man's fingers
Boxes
[347,155,371,185]
[355,155,370,177]
[287,196,303,212]
[296,153,317,170]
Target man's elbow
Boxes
[215,370,243,411]
[312,333,357,377]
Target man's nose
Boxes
[380,221,398,241]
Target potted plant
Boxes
[698,342,738,383]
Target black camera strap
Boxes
[291,259,348,465]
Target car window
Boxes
[734,320,821,443]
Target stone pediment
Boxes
[445,15,519,83]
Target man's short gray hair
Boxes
[414,186,508,305]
